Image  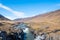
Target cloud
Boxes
[0,3,25,18]
[5,16,13,20]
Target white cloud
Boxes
[12,11,24,17]
[0,3,25,18]
[5,16,13,20]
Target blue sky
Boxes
[0,0,60,20]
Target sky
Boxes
[0,0,60,20]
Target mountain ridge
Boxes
[14,9,60,22]
[0,14,10,20]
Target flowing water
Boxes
[14,23,34,40]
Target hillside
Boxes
[0,14,16,33]
[14,10,60,22]
[14,10,60,33]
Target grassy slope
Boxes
[23,10,60,34]
[0,20,17,33]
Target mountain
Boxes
[14,17,34,22]
[14,9,60,33]
[0,14,10,20]
[14,10,60,23]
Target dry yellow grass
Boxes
[23,10,60,34]
[0,20,18,33]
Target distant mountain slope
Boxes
[27,10,60,22]
[0,14,10,20]
[14,10,60,23]
[14,17,34,22]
